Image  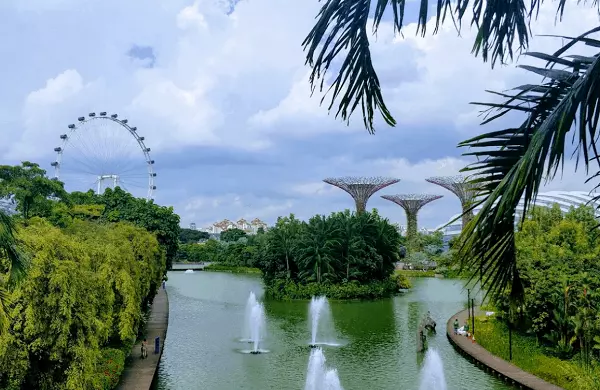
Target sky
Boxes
[1,0,599,230]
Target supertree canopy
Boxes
[381,194,443,248]
[323,176,400,213]
[426,175,478,229]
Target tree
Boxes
[303,1,600,301]
[0,162,67,220]
[70,187,180,270]
[268,214,302,278]
[179,228,209,244]
[297,215,340,284]
[0,217,166,389]
[0,210,27,333]
[220,228,247,242]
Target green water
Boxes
[155,272,512,389]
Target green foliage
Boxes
[67,187,180,270]
[0,218,166,389]
[220,228,247,242]
[395,269,436,278]
[479,205,600,383]
[179,228,209,244]
[391,272,412,289]
[264,278,402,300]
[475,316,600,390]
[203,263,261,274]
[0,162,67,220]
[97,348,126,390]
[259,210,402,299]
[174,210,404,299]
[0,209,28,332]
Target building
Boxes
[201,217,268,235]
[436,190,600,243]
[189,222,196,230]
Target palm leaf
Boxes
[457,26,600,303]
[301,0,597,131]
[0,210,28,285]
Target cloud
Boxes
[2,0,599,231]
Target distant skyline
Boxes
[1,0,598,230]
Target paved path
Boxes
[447,308,563,390]
[117,288,169,390]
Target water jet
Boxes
[305,347,343,390]
[419,349,447,390]
[308,296,337,347]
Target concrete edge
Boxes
[446,308,564,390]
[150,288,169,387]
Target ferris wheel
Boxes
[51,112,156,200]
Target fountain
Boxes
[305,347,343,390]
[184,269,194,274]
[249,302,266,354]
[242,292,258,342]
[419,349,447,390]
[309,296,336,347]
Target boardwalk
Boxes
[117,288,169,390]
[446,308,563,390]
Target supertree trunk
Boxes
[381,194,443,252]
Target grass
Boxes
[475,316,600,389]
[203,263,261,274]
[394,269,436,278]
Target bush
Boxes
[395,269,436,278]
[475,316,600,389]
[97,348,126,389]
[392,272,412,289]
[203,263,261,274]
[264,278,402,300]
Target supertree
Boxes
[426,175,478,229]
[323,176,400,213]
[381,194,443,247]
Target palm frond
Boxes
[0,210,28,285]
[302,0,598,132]
[457,26,600,303]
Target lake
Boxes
[155,271,511,389]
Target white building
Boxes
[436,190,600,241]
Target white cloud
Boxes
[3,0,600,230]
[24,69,84,107]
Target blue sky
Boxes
[1,0,598,230]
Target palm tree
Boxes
[0,209,27,331]
[297,215,341,283]
[303,1,600,301]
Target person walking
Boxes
[453,318,459,335]
[141,338,148,359]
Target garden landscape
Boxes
[3,0,600,390]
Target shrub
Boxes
[97,348,126,389]
[263,278,401,300]
[203,263,261,274]
[475,316,600,390]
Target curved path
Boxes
[446,308,563,390]
[117,287,169,390]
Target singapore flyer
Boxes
[51,112,156,200]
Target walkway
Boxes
[446,308,563,390]
[117,287,169,390]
